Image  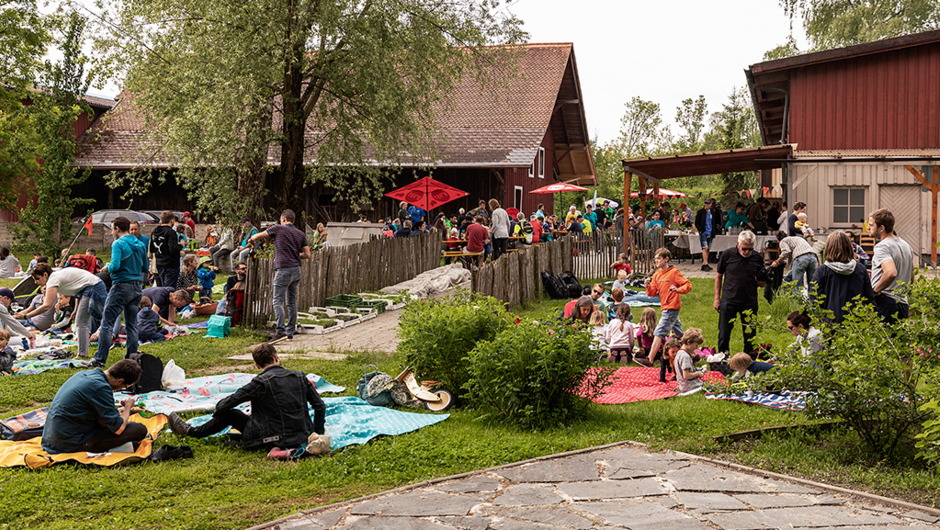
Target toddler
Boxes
[49,294,74,332]
[196,257,217,301]
[604,303,635,364]
[634,307,657,362]
[137,296,169,343]
[0,329,15,374]
[612,268,629,293]
[27,251,41,273]
[589,310,608,354]
[674,328,707,396]
[795,212,816,240]
[609,253,631,276]
[728,352,776,380]
[606,287,624,320]
[661,336,683,382]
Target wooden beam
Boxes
[639,175,647,220]
[905,164,940,266]
[624,170,632,262]
[653,182,661,209]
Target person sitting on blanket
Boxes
[137,296,170,343]
[606,288,624,321]
[167,343,326,450]
[0,329,16,374]
[674,328,707,396]
[728,352,776,380]
[41,359,148,454]
[562,283,585,318]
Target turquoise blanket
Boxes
[118,373,346,414]
[185,396,449,450]
[12,358,92,375]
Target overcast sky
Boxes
[504,0,808,145]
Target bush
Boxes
[749,288,937,460]
[396,289,510,397]
[463,320,614,429]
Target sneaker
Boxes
[701,264,713,271]
[89,360,105,368]
[166,413,191,436]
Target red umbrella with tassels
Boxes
[385,177,469,211]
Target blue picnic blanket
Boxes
[117,373,346,414]
[185,396,449,451]
[12,358,92,375]
[705,389,808,411]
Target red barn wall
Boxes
[789,44,940,150]
[502,129,555,217]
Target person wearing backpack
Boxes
[167,343,325,450]
[150,211,183,289]
[41,359,148,454]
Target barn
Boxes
[748,29,940,265]
[69,43,597,223]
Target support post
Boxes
[624,170,632,258]
[904,165,939,266]
[638,176,647,220]
[652,182,661,210]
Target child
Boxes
[610,253,631,276]
[606,287,624,320]
[795,212,816,241]
[0,329,15,374]
[27,251,41,273]
[604,303,635,364]
[639,248,691,373]
[49,294,74,332]
[674,327,707,395]
[612,268,629,293]
[196,257,217,301]
[589,310,608,355]
[661,336,683,382]
[729,352,775,380]
[137,296,169,343]
[634,307,657,362]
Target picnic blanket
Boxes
[11,358,92,375]
[183,320,210,329]
[579,367,724,404]
[0,413,166,469]
[117,373,346,414]
[705,389,808,411]
[185,396,449,451]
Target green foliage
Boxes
[464,320,614,429]
[396,289,510,397]
[703,87,762,192]
[13,12,95,255]
[916,399,940,468]
[780,0,940,51]
[748,294,935,459]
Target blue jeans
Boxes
[273,266,301,336]
[159,267,179,290]
[76,282,106,358]
[653,308,684,338]
[791,253,818,291]
[95,281,142,364]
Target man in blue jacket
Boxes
[94,216,148,366]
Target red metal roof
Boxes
[622,145,793,180]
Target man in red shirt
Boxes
[530,214,543,243]
[464,216,489,267]
[183,212,196,234]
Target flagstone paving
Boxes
[256,443,940,530]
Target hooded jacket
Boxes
[646,265,692,310]
[811,260,875,323]
[108,235,148,283]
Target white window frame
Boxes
[538,147,545,178]
[514,186,524,210]
[832,187,866,226]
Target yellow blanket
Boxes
[0,413,167,469]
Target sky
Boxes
[503,0,808,145]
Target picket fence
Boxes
[242,232,442,327]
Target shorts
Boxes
[699,233,713,249]
[653,308,684,339]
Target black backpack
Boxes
[541,270,567,300]
[558,271,581,291]
[124,352,164,394]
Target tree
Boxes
[674,95,708,153]
[0,0,49,211]
[704,87,761,193]
[95,0,525,225]
[14,12,95,255]
[780,0,940,50]
[616,96,672,159]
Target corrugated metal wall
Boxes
[791,162,929,263]
[789,44,940,150]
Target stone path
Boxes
[254,442,939,530]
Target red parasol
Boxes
[530,183,589,194]
[630,188,688,198]
[384,177,469,211]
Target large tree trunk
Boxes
[278,27,308,227]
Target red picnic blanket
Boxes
[579,366,724,404]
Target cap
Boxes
[704,198,714,204]
[680,202,687,208]
[240,217,251,223]
[184,211,192,217]
[0,288,14,299]
[198,256,212,266]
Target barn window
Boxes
[833,188,866,224]
[529,147,545,178]
[514,186,523,210]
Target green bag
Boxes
[356,365,396,407]
[206,315,232,338]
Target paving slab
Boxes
[435,476,501,494]
[732,493,819,509]
[555,477,667,501]
[349,491,478,517]
[576,499,713,530]
[336,516,452,530]
[666,463,819,494]
[495,456,600,483]
[499,507,594,529]
[484,518,578,530]
[705,505,904,529]
[674,492,750,512]
[491,484,565,506]
[598,448,692,480]
[433,516,491,530]
[274,509,344,530]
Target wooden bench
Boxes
[442,251,481,258]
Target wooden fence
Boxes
[471,238,573,307]
[242,232,442,327]
[568,229,664,280]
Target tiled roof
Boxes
[793,149,940,158]
[75,43,581,171]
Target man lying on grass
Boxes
[167,343,326,450]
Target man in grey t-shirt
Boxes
[868,208,914,323]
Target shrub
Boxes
[396,289,510,397]
[463,320,614,429]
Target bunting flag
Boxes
[82,216,93,236]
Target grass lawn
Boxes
[0,277,937,529]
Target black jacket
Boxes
[215,365,326,449]
[150,225,183,268]
[811,262,875,323]
[695,207,721,235]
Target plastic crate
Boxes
[359,300,386,314]
[324,294,363,308]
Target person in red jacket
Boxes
[637,248,692,380]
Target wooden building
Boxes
[70,43,597,223]
[748,29,940,264]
